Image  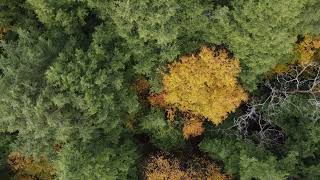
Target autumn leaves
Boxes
[148,47,248,139]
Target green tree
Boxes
[0,133,15,168]
[87,0,221,92]
[27,0,89,35]
[199,134,297,180]
[213,0,307,90]
[55,137,140,180]
[140,109,185,151]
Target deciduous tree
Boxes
[162,47,248,125]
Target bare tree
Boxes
[234,63,320,147]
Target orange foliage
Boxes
[162,47,248,125]
[297,35,320,65]
[182,114,204,139]
[134,79,150,93]
[8,152,55,180]
[144,154,230,180]
[148,93,167,108]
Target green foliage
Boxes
[140,109,184,151]
[262,95,320,178]
[0,29,66,157]
[239,153,289,180]
[297,0,320,35]
[87,0,221,92]
[213,0,307,90]
[199,135,297,180]
[267,95,320,157]
[27,0,89,35]
[199,135,241,175]
[0,0,36,28]
[0,133,14,168]
[55,137,140,180]
[0,6,141,179]
[1,0,320,179]
[200,93,320,179]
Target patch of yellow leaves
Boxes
[272,34,320,75]
[297,35,320,65]
[162,47,248,125]
[144,154,230,180]
[0,27,7,40]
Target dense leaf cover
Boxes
[0,0,319,179]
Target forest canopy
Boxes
[0,0,320,179]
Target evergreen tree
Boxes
[140,109,185,151]
[213,0,306,90]
[55,137,140,180]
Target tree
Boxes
[144,153,230,180]
[162,47,247,125]
[199,134,296,180]
[0,133,14,168]
[140,109,185,151]
[0,0,36,28]
[218,63,320,179]
[87,0,222,92]
[0,28,66,157]
[296,0,320,35]
[54,137,140,180]
[27,0,90,35]
[8,152,55,180]
[213,0,309,90]
[0,8,142,179]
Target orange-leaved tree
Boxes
[182,114,204,139]
[144,153,230,180]
[162,46,248,125]
[8,152,55,180]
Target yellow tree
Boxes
[162,47,248,125]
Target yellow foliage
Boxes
[8,152,55,180]
[144,154,230,180]
[0,27,7,40]
[271,35,320,75]
[165,107,176,125]
[297,35,320,65]
[162,47,248,125]
[182,114,204,139]
[272,63,291,75]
